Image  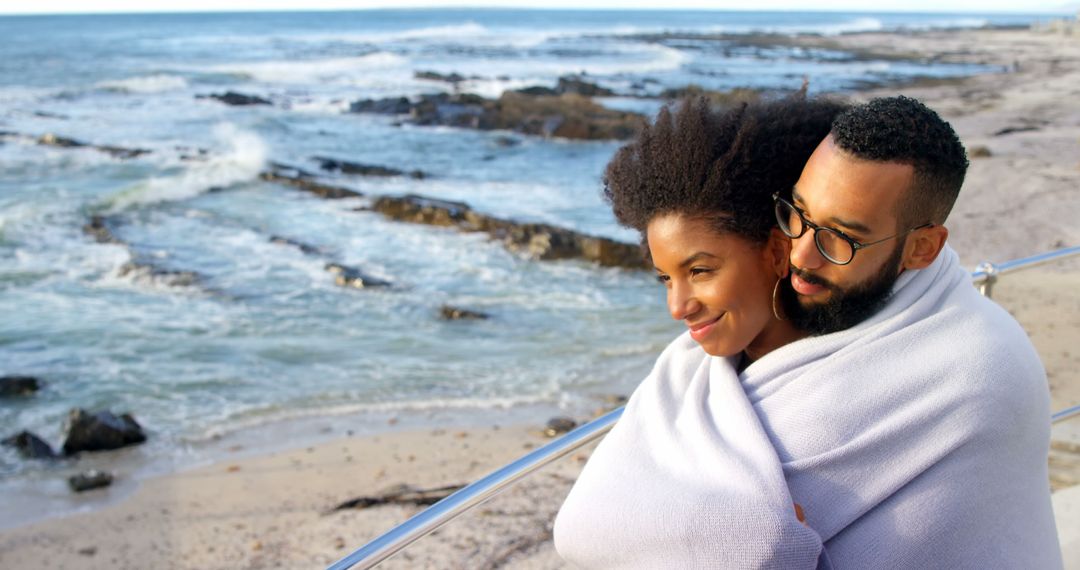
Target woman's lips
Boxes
[688,315,721,342]
[791,273,827,296]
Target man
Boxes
[761,96,1062,567]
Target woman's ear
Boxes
[766,228,791,278]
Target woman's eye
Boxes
[655,274,670,284]
[689,267,713,277]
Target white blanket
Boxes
[554,246,1062,568]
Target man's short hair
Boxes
[830,96,968,228]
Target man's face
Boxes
[781,135,915,335]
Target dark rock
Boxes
[348,96,412,115]
[371,194,471,227]
[969,145,992,158]
[269,236,321,255]
[118,262,201,288]
[314,157,425,179]
[325,263,392,289]
[349,91,643,141]
[83,215,122,244]
[486,92,641,140]
[37,133,86,149]
[62,409,147,455]
[200,91,272,106]
[415,70,467,84]
[2,431,57,459]
[36,133,149,159]
[0,375,41,397]
[370,194,648,269]
[259,169,363,199]
[439,305,489,320]
[544,417,578,438]
[515,86,559,97]
[658,85,761,108]
[993,125,1039,136]
[329,483,464,513]
[556,76,615,97]
[68,470,113,492]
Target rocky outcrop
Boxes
[261,167,647,269]
[370,194,648,268]
[62,409,147,455]
[199,91,272,106]
[2,431,57,459]
[0,132,150,159]
[314,157,426,179]
[260,166,363,199]
[348,91,643,141]
[0,375,41,397]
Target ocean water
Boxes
[0,9,1045,508]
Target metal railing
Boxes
[971,245,1080,297]
[329,245,1080,570]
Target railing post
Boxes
[975,261,998,297]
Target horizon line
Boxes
[0,6,1070,17]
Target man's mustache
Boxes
[790,265,838,293]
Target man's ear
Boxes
[766,228,792,277]
[902,225,949,270]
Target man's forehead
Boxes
[793,138,914,233]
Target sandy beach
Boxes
[2,22,1079,569]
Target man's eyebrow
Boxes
[791,187,873,235]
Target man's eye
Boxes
[689,267,713,277]
[655,274,670,284]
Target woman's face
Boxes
[647,213,786,358]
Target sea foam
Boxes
[105,124,266,211]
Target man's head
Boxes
[779,95,968,335]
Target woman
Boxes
[554,95,846,568]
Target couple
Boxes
[554,95,1062,568]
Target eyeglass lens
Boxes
[775,199,854,264]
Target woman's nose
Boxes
[667,284,701,321]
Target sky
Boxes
[0,0,1072,15]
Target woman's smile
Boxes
[688,314,723,342]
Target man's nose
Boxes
[667,283,701,321]
[789,230,825,271]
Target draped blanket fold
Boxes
[554,246,1061,569]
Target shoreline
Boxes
[2,23,1079,568]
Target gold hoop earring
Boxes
[772,277,786,321]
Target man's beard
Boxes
[779,242,906,336]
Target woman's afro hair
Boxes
[604,94,848,245]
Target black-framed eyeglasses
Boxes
[772,193,932,266]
